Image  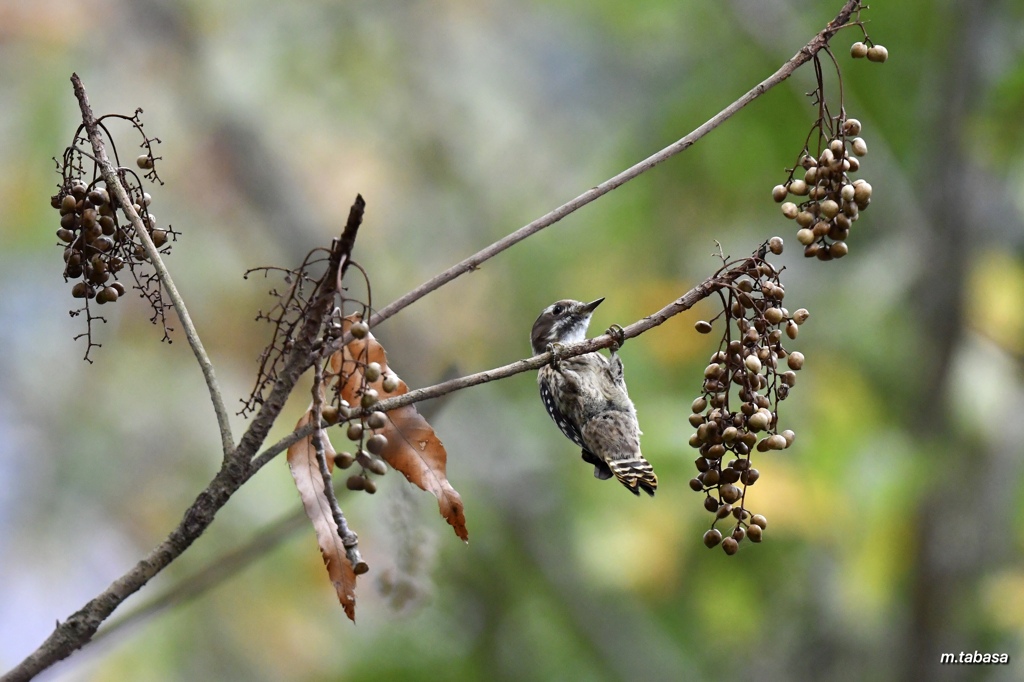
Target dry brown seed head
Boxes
[772,185,788,202]
[722,537,739,555]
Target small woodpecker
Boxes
[531,298,657,496]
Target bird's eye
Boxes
[552,304,565,316]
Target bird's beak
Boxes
[583,298,605,313]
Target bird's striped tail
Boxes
[608,457,658,497]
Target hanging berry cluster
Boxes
[50,109,178,361]
[689,238,808,555]
[772,31,888,261]
[326,317,400,496]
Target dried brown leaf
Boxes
[287,411,357,620]
[332,316,468,541]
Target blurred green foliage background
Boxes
[2,0,1023,680]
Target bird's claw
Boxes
[546,342,566,369]
[605,324,626,352]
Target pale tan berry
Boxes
[364,362,382,382]
[850,42,868,58]
[819,199,840,219]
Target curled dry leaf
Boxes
[287,411,357,620]
[332,316,469,541]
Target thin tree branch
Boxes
[310,353,368,574]
[70,73,235,458]
[249,254,749,475]
[362,0,863,334]
[90,510,309,646]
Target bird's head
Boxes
[530,298,604,355]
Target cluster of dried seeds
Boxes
[690,239,808,553]
[50,111,175,360]
[773,118,872,261]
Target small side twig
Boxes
[310,353,368,574]
[70,73,235,458]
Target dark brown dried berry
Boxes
[722,537,739,555]
[366,433,388,455]
[703,528,723,548]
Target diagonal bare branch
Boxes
[361,0,864,334]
